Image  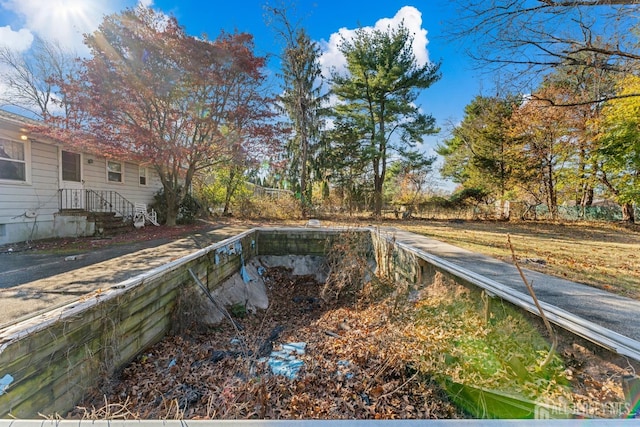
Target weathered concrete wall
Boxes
[255,227,346,256]
[0,230,257,418]
[370,230,433,288]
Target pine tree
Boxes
[330,23,440,216]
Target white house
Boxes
[0,110,164,245]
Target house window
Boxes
[139,166,147,186]
[107,160,123,183]
[0,138,27,182]
[61,150,81,182]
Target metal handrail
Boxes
[58,189,135,220]
[86,189,135,219]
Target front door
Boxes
[59,149,84,209]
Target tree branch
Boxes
[530,92,640,106]
[540,0,640,5]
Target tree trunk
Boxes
[223,169,237,215]
[165,191,179,226]
[599,169,634,223]
[371,116,387,218]
[622,202,635,223]
[580,187,594,207]
[300,129,309,219]
[373,173,383,217]
[545,159,558,220]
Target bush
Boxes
[449,187,490,206]
[150,187,202,225]
[322,230,373,302]
[150,189,168,224]
[235,194,301,220]
[178,193,201,224]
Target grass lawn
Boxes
[389,219,640,300]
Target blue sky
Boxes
[0,0,482,191]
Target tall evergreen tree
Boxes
[269,7,325,218]
[330,23,440,216]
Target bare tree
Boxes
[448,0,640,103]
[0,36,78,118]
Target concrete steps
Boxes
[90,211,132,236]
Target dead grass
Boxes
[312,217,638,301]
[390,219,640,300]
[308,215,640,300]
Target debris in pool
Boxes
[0,374,13,395]
[258,325,286,358]
[265,342,306,379]
[336,360,355,379]
[240,263,251,283]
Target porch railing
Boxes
[58,189,135,220]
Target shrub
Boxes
[178,193,201,224]
[235,194,301,220]
[150,187,202,225]
[449,187,490,206]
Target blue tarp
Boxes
[0,374,13,395]
[266,342,306,379]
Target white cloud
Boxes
[0,0,120,53]
[319,6,430,78]
[318,28,354,78]
[138,0,154,7]
[0,25,33,50]
[375,6,429,66]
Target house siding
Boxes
[0,111,164,246]
[0,137,62,244]
[81,156,160,204]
